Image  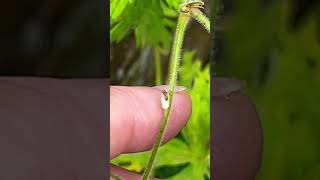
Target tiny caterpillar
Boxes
[161,89,169,109]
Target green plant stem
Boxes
[110,171,123,180]
[190,8,210,33]
[154,47,162,85]
[142,13,191,180]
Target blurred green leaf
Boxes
[110,0,182,49]
[215,1,320,179]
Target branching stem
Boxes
[190,8,210,33]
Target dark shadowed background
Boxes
[213,0,320,179]
[0,1,108,179]
[0,0,108,78]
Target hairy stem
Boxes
[142,13,191,180]
[190,8,210,33]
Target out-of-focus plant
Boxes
[215,0,320,179]
[111,0,181,49]
[112,51,210,179]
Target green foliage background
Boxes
[111,0,183,49]
[111,0,210,179]
[214,0,320,179]
[111,0,320,179]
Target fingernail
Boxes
[174,86,186,92]
[153,85,186,93]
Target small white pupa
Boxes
[161,89,169,109]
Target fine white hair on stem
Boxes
[190,8,210,33]
[141,1,210,179]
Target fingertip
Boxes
[110,86,192,158]
[110,165,161,180]
[163,89,192,140]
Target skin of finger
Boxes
[110,86,192,159]
[110,165,161,180]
